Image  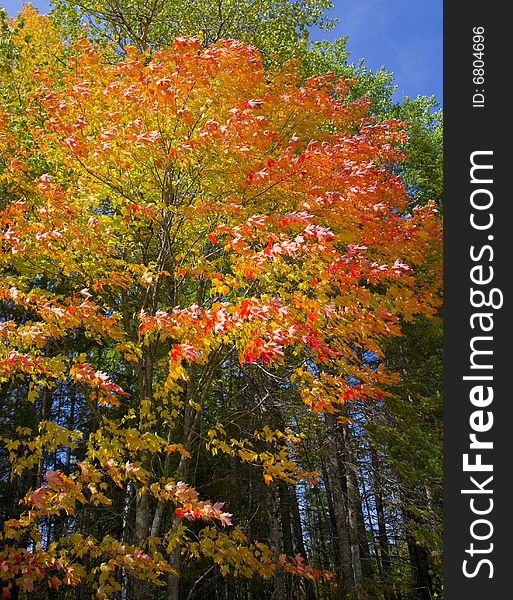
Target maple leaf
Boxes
[79,288,92,299]
[46,470,63,488]
[219,512,233,527]
[19,576,34,592]
[28,487,49,511]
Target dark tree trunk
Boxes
[289,485,317,600]
[371,449,397,600]
[325,414,356,599]
[405,528,433,600]
[279,481,294,556]
[402,490,434,600]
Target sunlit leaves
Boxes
[0,8,441,596]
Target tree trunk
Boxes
[343,426,363,584]
[351,467,373,581]
[371,449,396,600]
[167,512,182,600]
[403,501,434,600]
[325,414,356,599]
[132,346,154,600]
[279,481,294,555]
[289,485,317,600]
[133,476,152,600]
[166,351,223,599]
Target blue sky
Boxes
[2,0,442,104]
[316,1,442,103]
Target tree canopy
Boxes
[0,5,443,599]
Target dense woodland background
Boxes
[0,1,442,599]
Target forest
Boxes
[0,2,443,599]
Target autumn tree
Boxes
[298,26,443,600]
[0,7,442,599]
[50,0,335,58]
